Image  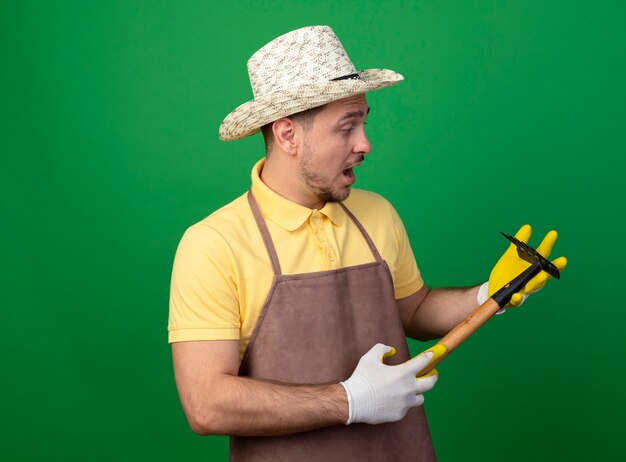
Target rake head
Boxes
[500,232,561,279]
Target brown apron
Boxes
[230,192,436,461]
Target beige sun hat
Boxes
[219,25,404,141]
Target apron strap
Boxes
[338,202,383,262]
[247,191,282,275]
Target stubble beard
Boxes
[298,137,351,204]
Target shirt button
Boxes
[319,236,325,242]
[328,254,335,262]
[311,216,318,224]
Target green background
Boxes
[2,1,625,460]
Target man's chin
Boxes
[319,187,351,203]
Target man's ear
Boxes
[272,118,299,155]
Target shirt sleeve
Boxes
[168,223,241,343]
[389,204,424,300]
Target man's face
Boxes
[296,94,371,206]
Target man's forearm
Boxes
[403,285,482,340]
[181,373,348,437]
[174,340,439,437]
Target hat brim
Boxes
[219,69,403,141]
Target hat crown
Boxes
[247,26,357,99]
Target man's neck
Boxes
[260,155,325,210]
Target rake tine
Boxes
[500,231,560,279]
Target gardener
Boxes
[168,25,566,461]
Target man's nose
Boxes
[354,129,371,155]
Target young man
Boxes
[169,26,566,461]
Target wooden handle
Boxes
[418,298,502,377]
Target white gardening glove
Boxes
[340,343,439,425]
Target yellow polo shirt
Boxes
[168,158,423,360]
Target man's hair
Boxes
[261,105,325,154]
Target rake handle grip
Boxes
[418,298,502,376]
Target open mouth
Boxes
[342,167,356,183]
[342,156,364,184]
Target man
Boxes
[169,26,566,461]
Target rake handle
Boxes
[418,262,542,377]
[418,298,502,376]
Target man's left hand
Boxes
[478,224,568,308]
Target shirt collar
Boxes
[250,158,345,231]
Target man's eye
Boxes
[343,127,354,134]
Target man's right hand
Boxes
[340,344,440,425]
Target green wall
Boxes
[3,1,624,460]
